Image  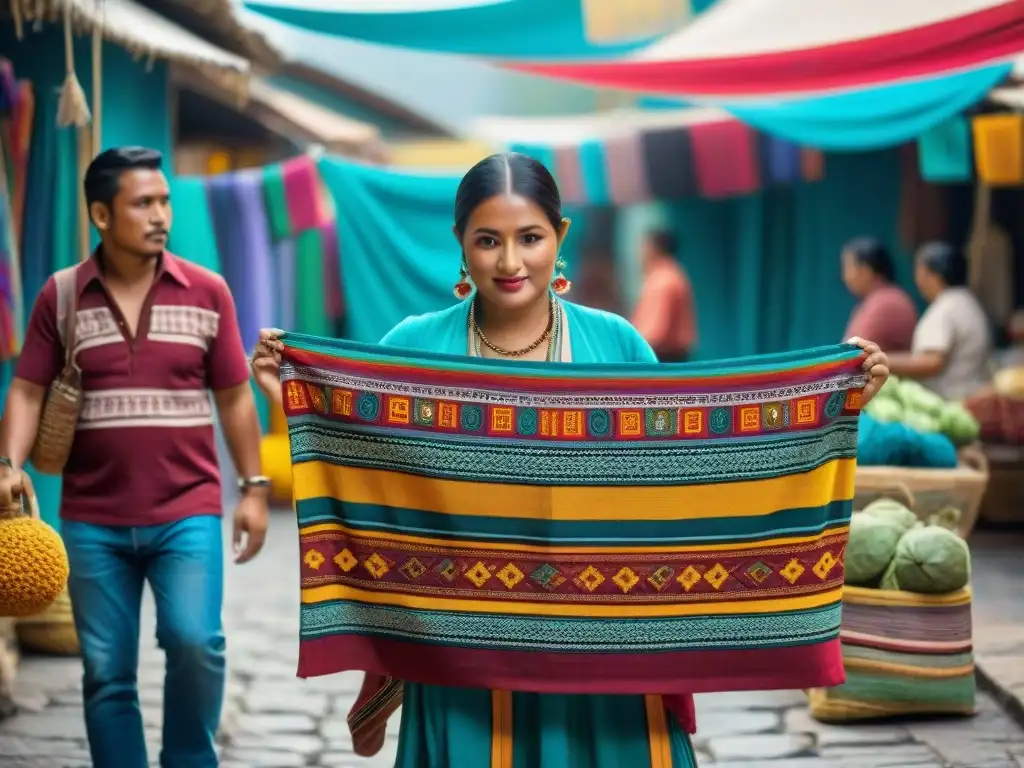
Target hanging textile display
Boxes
[476,108,825,204]
[243,0,704,59]
[917,117,973,184]
[971,113,1024,186]
[282,334,866,747]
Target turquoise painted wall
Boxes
[1,25,172,526]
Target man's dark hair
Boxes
[647,228,678,256]
[83,146,163,212]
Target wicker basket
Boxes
[29,265,82,475]
[808,586,975,723]
[16,587,79,657]
[853,445,989,537]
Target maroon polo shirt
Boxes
[15,251,250,526]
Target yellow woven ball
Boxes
[0,516,70,618]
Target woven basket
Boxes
[16,587,79,656]
[29,373,82,475]
[29,265,82,476]
[808,586,975,723]
[853,446,989,537]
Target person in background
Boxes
[888,241,991,400]
[0,147,269,768]
[631,229,696,362]
[841,237,918,352]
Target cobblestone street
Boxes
[3,512,1024,768]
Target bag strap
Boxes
[53,265,80,367]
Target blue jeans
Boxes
[63,515,225,768]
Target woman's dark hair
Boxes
[917,241,967,287]
[454,153,562,237]
[842,237,894,282]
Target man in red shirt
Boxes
[631,229,697,362]
[0,147,267,767]
[841,237,918,353]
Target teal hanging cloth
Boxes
[917,116,972,183]
[168,176,221,271]
[294,228,329,337]
[262,161,292,240]
[50,125,78,270]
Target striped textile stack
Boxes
[808,585,975,722]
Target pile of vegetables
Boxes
[864,376,980,446]
[845,498,970,594]
[858,376,980,468]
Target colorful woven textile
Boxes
[808,586,975,722]
[285,335,866,705]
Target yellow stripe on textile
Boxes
[645,695,673,768]
[292,458,856,521]
[841,586,972,608]
[490,690,513,768]
[301,582,843,619]
[299,521,851,556]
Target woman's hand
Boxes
[251,328,285,408]
[847,336,890,406]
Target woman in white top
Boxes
[887,242,991,400]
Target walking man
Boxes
[0,147,268,767]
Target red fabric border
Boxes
[508,3,1024,97]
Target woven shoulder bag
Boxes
[29,266,82,475]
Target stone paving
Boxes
[3,512,1024,767]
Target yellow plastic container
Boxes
[972,114,1024,186]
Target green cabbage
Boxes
[937,402,980,446]
[865,397,903,423]
[845,513,903,586]
[861,498,918,533]
[881,525,971,594]
[896,380,946,416]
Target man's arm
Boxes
[630,276,677,351]
[1,280,64,469]
[208,281,262,480]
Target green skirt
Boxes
[394,683,697,768]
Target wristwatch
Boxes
[238,475,272,493]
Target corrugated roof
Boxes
[13,0,251,101]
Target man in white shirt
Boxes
[888,242,991,400]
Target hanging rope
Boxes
[91,0,103,157]
[10,0,24,40]
[56,0,92,129]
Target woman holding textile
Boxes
[252,153,891,768]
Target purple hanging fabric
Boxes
[207,174,258,350]
[232,169,276,350]
[275,237,296,332]
[765,137,801,185]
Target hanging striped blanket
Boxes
[282,335,867,753]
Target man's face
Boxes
[97,169,171,258]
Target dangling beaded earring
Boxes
[551,257,572,295]
[453,266,473,300]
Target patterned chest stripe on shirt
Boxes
[78,388,213,430]
[147,305,220,352]
[71,305,221,354]
[74,307,123,352]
